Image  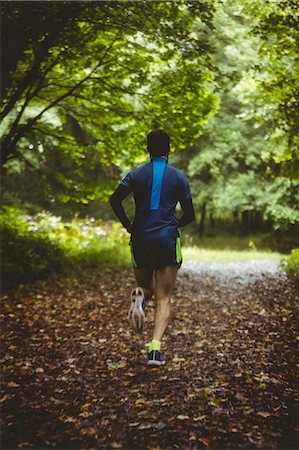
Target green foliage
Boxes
[282,249,299,285]
[172,0,299,233]
[0,207,130,291]
[0,208,67,292]
[1,0,298,237]
[28,211,131,267]
[241,0,299,173]
[1,1,216,204]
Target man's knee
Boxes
[156,295,171,308]
[143,286,154,300]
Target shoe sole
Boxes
[147,360,166,367]
[128,287,145,331]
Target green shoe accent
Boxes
[149,339,161,352]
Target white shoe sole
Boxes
[147,360,166,367]
[128,287,145,331]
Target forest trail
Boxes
[1,262,298,449]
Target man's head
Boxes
[147,129,170,157]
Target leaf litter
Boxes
[0,264,298,449]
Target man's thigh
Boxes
[134,267,154,292]
[155,265,177,299]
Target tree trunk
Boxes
[199,202,206,238]
[242,210,249,235]
[233,209,239,226]
[250,210,255,233]
[254,211,262,232]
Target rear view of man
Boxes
[110,129,194,367]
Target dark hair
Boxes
[147,129,170,157]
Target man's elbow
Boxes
[188,210,195,225]
[188,205,195,224]
[109,193,118,209]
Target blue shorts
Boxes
[130,236,182,271]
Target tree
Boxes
[173,0,299,234]
[242,0,299,175]
[1,1,217,204]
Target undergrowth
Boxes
[1,207,295,292]
[281,249,299,285]
[0,207,130,292]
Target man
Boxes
[110,129,194,367]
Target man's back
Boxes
[121,156,191,239]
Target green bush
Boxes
[0,207,131,292]
[0,227,68,292]
[282,249,299,285]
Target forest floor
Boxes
[1,260,298,450]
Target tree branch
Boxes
[0,31,123,167]
[1,32,59,121]
[32,126,77,144]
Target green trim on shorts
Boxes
[130,240,138,268]
[176,237,182,263]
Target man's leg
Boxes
[153,265,177,342]
[128,267,154,331]
[147,265,177,366]
[133,267,154,301]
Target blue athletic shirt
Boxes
[120,157,192,239]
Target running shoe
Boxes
[128,287,145,331]
[147,350,166,367]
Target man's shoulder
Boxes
[128,162,151,177]
[166,163,188,181]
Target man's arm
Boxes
[110,184,132,233]
[177,197,195,228]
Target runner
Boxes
[110,129,194,367]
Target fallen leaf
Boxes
[257,411,271,418]
[129,422,140,427]
[50,397,64,405]
[135,398,146,407]
[81,403,91,409]
[59,416,77,423]
[198,437,210,447]
[80,427,97,436]
[111,441,122,449]
[7,382,19,388]
[138,422,153,430]
[155,421,166,430]
[79,411,92,418]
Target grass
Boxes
[181,233,284,263]
[183,247,282,263]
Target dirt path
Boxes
[1,263,298,449]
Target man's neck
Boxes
[151,155,168,160]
